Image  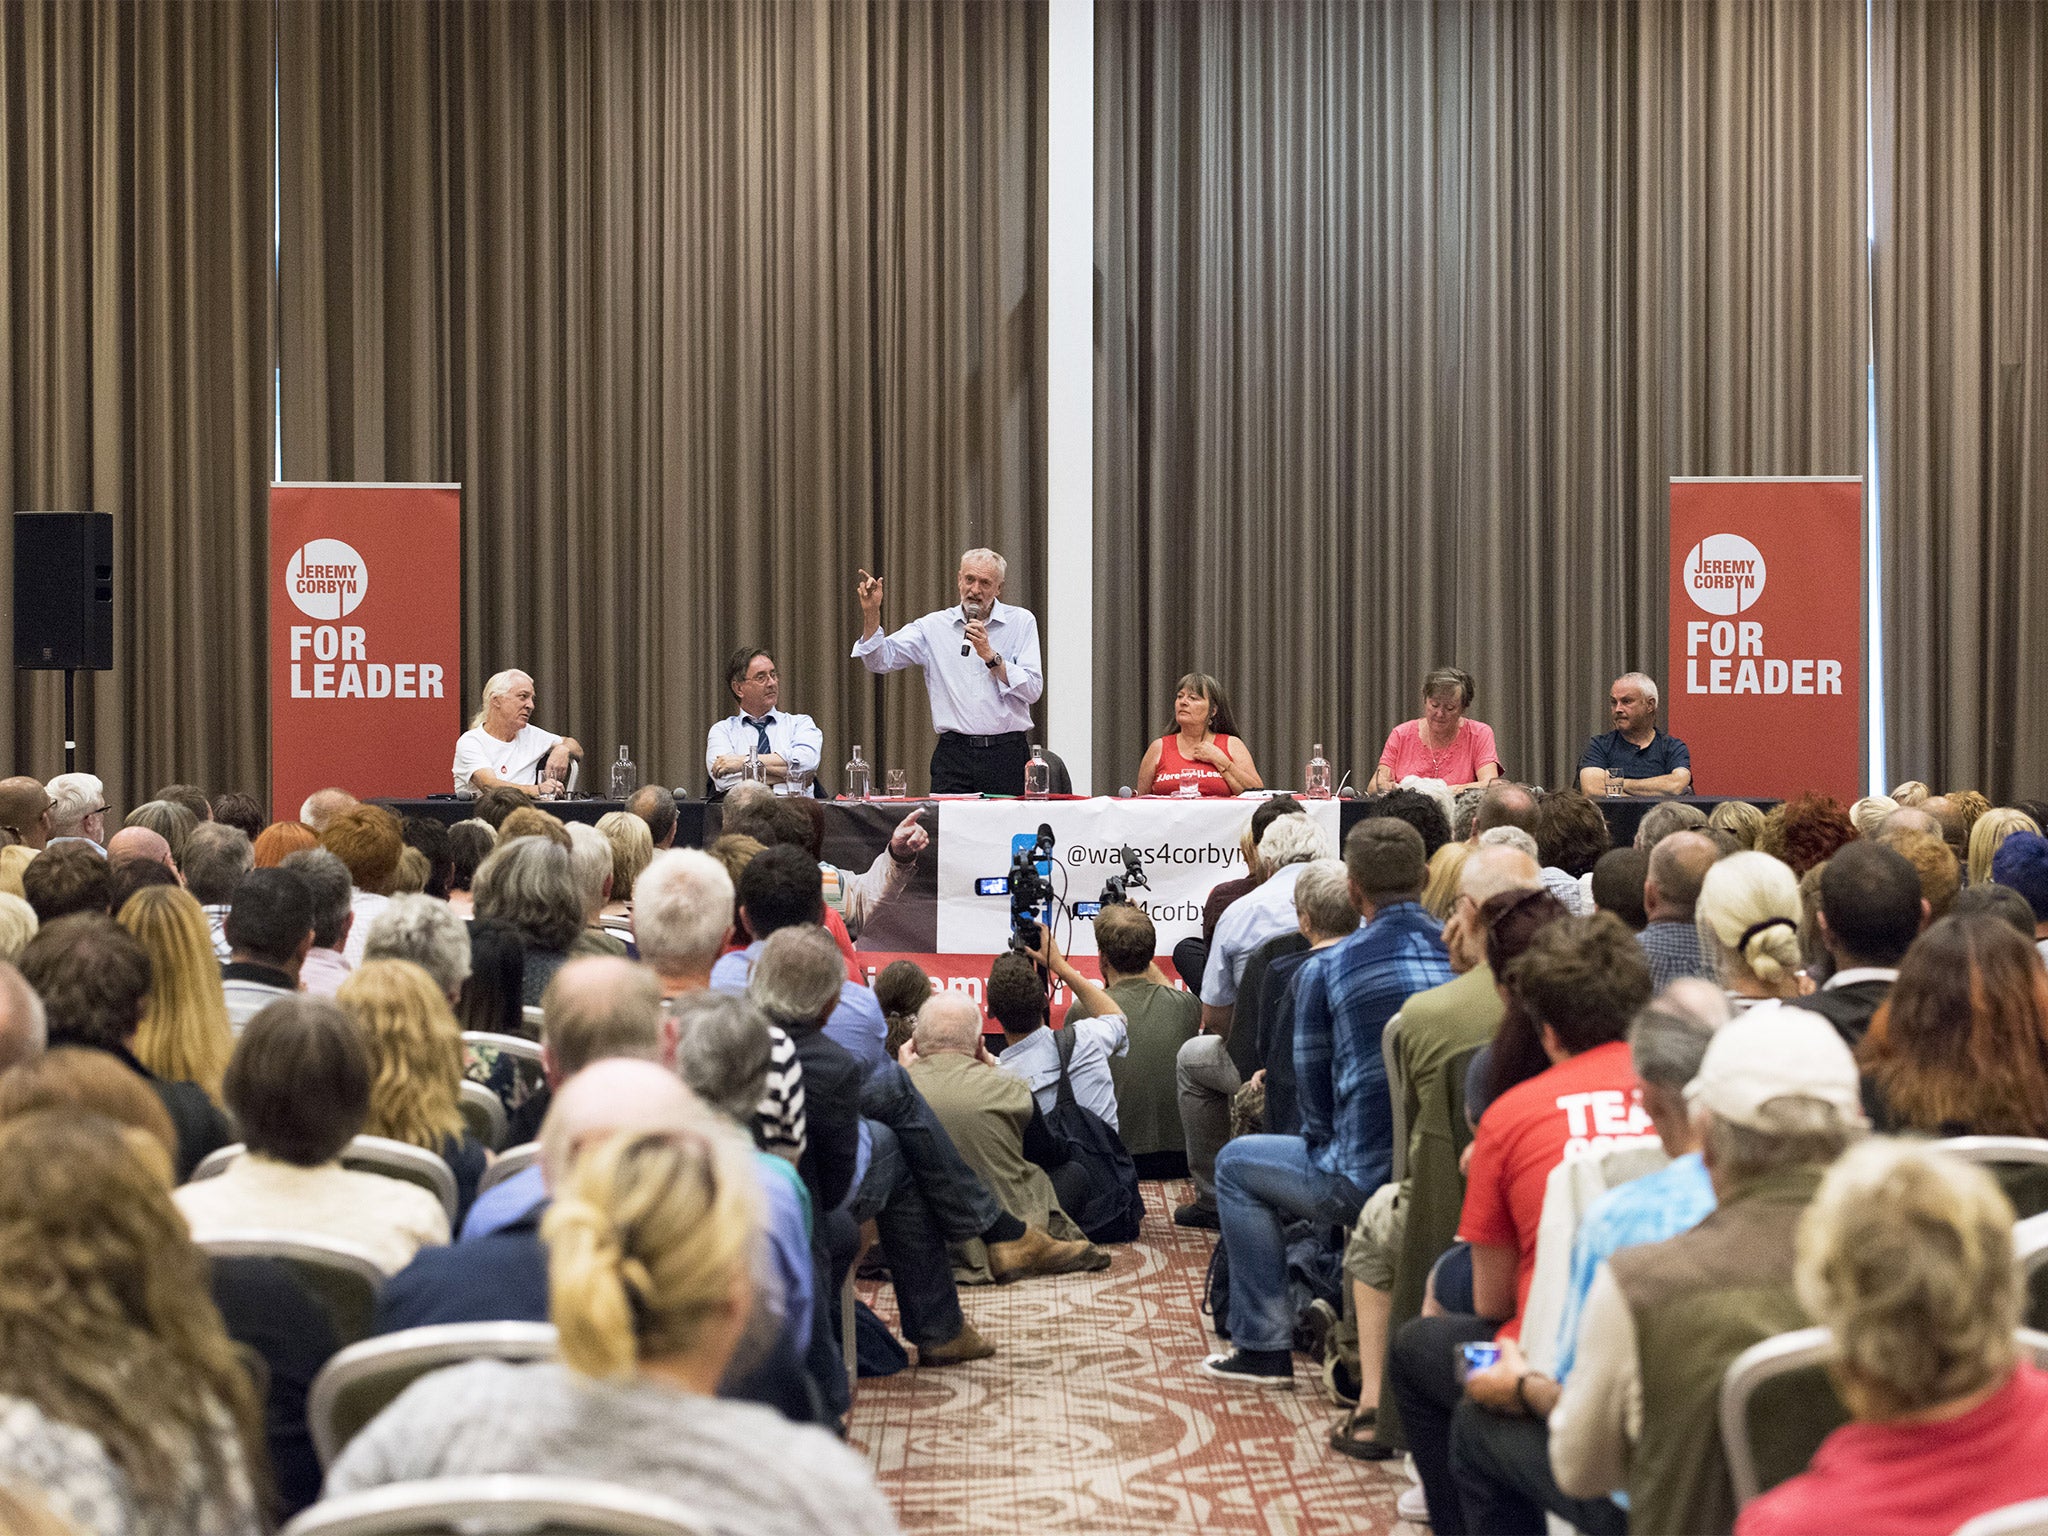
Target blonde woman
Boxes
[0,892,37,963]
[391,845,431,895]
[1420,840,1471,922]
[1736,1140,2048,1536]
[1890,780,1932,808]
[116,885,235,1101]
[596,810,655,937]
[1968,807,2042,887]
[0,843,35,898]
[0,1113,265,1536]
[326,1118,902,1535]
[1848,794,1900,839]
[337,958,489,1218]
[1695,850,1810,1008]
[1706,798,1766,850]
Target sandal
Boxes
[1328,1406,1401,1462]
[1321,1349,1361,1408]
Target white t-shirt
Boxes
[452,723,563,793]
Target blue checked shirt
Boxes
[1552,1150,1716,1381]
[1292,901,1452,1192]
[1636,920,1715,990]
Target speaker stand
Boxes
[63,669,76,774]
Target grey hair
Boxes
[959,547,1007,582]
[670,991,774,1124]
[364,893,474,997]
[184,822,257,905]
[913,991,984,1057]
[472,837,584,951]
[1293,860,1359,941]
[633,850,735,974]
[1627,986,1724,1093]
[1634,799,1709,852]
[1701,1096,1862,1185]
[280,848,354,949]
[1478,825,1541,862]
[747,925,844,1028]
[43,773,103,838]
[470,668,532,730]
[1452,787,1486,842]
[1258,813,1334,873]
[1615,671,1660,710]
[564,822,614,919]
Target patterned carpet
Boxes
[849,1181,1416,1535]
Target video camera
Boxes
[1097,845,1150,910]
[1008,823,1057,953]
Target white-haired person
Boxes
[852,547,1042,795]
[325,1118,903,1535]
[42,771,108,854]
[1576,672,1692,798]
[1694,850,1811,1011]
[1736,1140,2048,1536]
[451,667,583,796]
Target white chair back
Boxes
[280,1474,708,1534]
[1955,1497,2048,1536]
[1519,1137,1667,1376]
[309,1321,557,1469]
[189,1138,458,1226]
[1934,1136,2048,1169]
[476,1141,542,1199]
[459,1079,509,1151]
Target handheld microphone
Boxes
[961,599,987,656]
[962,641,971,656]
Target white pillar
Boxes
[1044,0,1094,793]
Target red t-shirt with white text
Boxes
[1457,1039,1651,1339]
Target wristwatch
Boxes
[984,654,1001,670]
[1514,1371,1546,1417]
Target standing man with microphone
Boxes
[852,548,1043,795]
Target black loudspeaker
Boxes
[14,511,113,670]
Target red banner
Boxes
[1667,478,1863,802]
[269,484,462,819]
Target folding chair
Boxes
[196,1231,386,1346]
[280,1475,707,1534]
[308,1322,558,1469]
[477,1142,543,1200]
[460,1080,510,1151]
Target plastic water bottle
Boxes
[844,746,871,801]
[609,745,636,800]
[1023,744,1052,799]
[1304,743,1332,800]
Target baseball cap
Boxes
[1992,832,2048,923]
[1682,999,1867,1131]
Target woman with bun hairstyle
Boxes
[1694,850,1810,1010]
[326,1120,902,1535]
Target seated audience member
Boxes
[183,821,253,960]
[153,783,210,824]
[472,834,584,1005]
[1708,797,1767,850]
[0,1114,266,1536]
[220,867,315,1026]
[115,885,234,1101]
[175,996,450,1270]
[1736,1140,2048,1536]
[1444,981,1723,1534]
[456,915,527,1039]
[1992,831,2048,960]
[1794,841,1926,1046]
[0,957,46,1071]
[1890,779,1932,807]
[1859,916,2048,1159]
[210,791,265,841]
[1920,793,1976,866]
[987,933,1129,1130]
[1468,782,1541,843]
[1632,799,1709,852]
[1388,914,1654,1526]
[1369,787,1453,863]
[0,843,36,898]
[18,913,230,1179]
[298,786,357,832]
[1249,859,1358,1139]
[1589,847,1649,931]
[1968,807,2041,887]
[1203,817,1451,1385]
[320,802,405,965]
[107,840,180,905]
[1369,666,1501,794]
[1954,880,2041,938]
[1848,794,1900,838]
[564,822,628,957]
[713,845,886,1068]
[399,815,454,899]
[20,841,110,924]
[0,775,52,848]
[875,957,934,1060]
[903,992,1106,1282]
[1532,790,1609,916]
[627,783,680,849]
[722,790,923,950]
[1577,672,1692,798]
[1422,840,1472,921]
[364,893,472,1006]
[337,958,490,1219]
[43,771,108,853]
[1879,822,1962,919]
[1175,795,1307,987]
[251,818,318,867]
[124,799,198,867]
[280,846,355,997]
[1760,792,1858,877]
[0,893,34,966]
[1635,830,1719,988]
[1545,1004,1863,1536]
[1065,902,1200,1169]
[391,846,431,894]
[325,1122,902,1535]
[468,784,528,830]
[594,809,654,941]
[445,818,496,916]
[708,830,765,889]
[1695,850,1808,1009]
[1135,672,1265,796]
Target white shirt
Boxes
[996,1014,1131,1129]
[705,711,824,795]
[851,600,1043,737]
[174,1153,450,1275]
[1202,862,1311,1007]
[344,890,390,966]
[452,722,563,793]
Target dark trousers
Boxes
[1388,1312,1507,1536]
[1450,1400,1628,1536]
[930,730,1030,795]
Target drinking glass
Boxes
[885,768,909,798]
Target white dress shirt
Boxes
[705,711,824,795]
[452,723,563,793]
[1201,862,1312,1007]
[851,600,1043,737]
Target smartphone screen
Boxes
[1457,1341,1502,1382]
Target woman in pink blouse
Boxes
[1367,666,1501,792]
[1136,673,1264,796]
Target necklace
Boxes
[1418,721,1460,778]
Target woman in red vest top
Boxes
[1136,673,1264,797]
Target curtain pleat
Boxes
[0,0,273,811]
[1873,0,2048,800]
[279,0,1045,798]
[1095,0,1867,795]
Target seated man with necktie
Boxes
[706,646,824,798]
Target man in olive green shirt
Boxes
[1065,903,1199,1165]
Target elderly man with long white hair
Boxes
[451,668,583,796]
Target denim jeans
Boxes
[1214,1133,1367,1353]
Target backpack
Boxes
[1044,1026,1146,1244]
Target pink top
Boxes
[1378,718,1500,784]
[1152,734,1236,797]
[1737,1363,2048,1536]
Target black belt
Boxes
[940,730,1027,749]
